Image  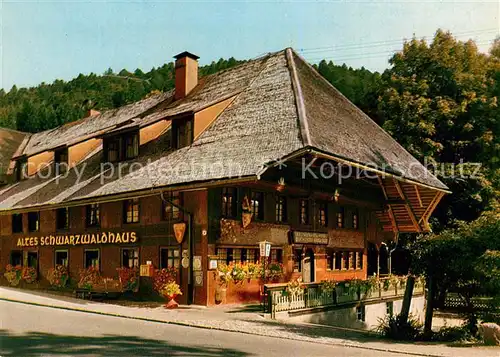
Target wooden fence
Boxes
[263,278,425,319]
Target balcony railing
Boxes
[263,277,425,319]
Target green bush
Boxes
[376,313,423,341]
[432,325,472,342]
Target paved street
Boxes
[1,300,405,357]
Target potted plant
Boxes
[285,278,304,297]
[215,263,231,304]
[22,266,38,284]
[161,281,182,309]
[246,262,262,281]
[266,263,284,282]
[117,267,139,292]
[4,265,22,286]
[153,267,178,293]
[231,263,246,284]
[78,267,102,290]
[47,265,69,289]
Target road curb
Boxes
[1,297,444,357]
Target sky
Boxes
[1,0,499,90]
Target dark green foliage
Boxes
[0,58,243,133]
[314,61,381,121]
[431,325,473,342]
[376,313,423,340]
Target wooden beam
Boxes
[395,180,422,232]
[419,191,443,224]
[414,185,423,208]
[377,176,398,232]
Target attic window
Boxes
[172,117,193,149]
[103,130,139,163]
[54,148,69,174]
[28,212,40,232]
[15,158,28,181]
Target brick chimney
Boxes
[174,51,199,100]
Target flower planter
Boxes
[165,294,179,309]
[215,286,227,304]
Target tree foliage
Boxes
[0,58,243,133]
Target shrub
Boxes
[432,325,473,342]
[231,263,247,283]
[78,267,102,289]
[47,265,69,288]
[376,313,423,340]
[21,267,38,284]
[116,267,139,292]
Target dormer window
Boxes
[103,130,139,163]
[54,148,69,174]
[172,117,193,149]
[14,157,28,181]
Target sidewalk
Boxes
[1,287,497,357]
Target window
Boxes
[334,252,342,270]
[343,251,350,270]
[54,148,69,174]
[318,202,328,227]
[356,251,364,269]
[160,248,180,269]
[163,192,181,220]
[221,188,237,218]
[26,251,38,269]
[28,212,39,232]
[299,199,309,225]
[124,133,139,160]
[353,210,359,230]
[124,198,140,224]
[349,252,355,269]
[55,250,69,267]
[326,249,334,270]
[356,305,366,322]
[122,248,139,268]
[337,207,345,228]
[245,249,258,263]
[216,248,229,265]
[386,301,394,316]
[269,249,283,263]
[12,214,23,233]
[250,192,264,221]
[15,158,28,181]
[275,196,287,223]
[10,251,23,266]
[293,249,302,272]
[173,117,194,149]
[86,204,100,227]
[56,208,69,230]
[104,131,139,162]
[84,249,100,269]
[106,136,121,162]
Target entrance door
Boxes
[302,249,315,283]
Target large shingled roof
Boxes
[0,48,447,212]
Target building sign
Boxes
[16,231,138,248]
[193,256,202,271]
[293,231,329,245]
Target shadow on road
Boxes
[0,329,249,357]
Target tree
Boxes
[410,207,500,335]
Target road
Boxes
[0,300,408,357]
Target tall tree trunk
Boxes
[400,275,415,322]
[423,276,435,338]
